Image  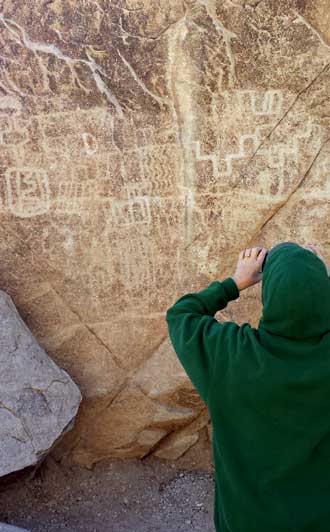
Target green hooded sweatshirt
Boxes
[166,243,330,532]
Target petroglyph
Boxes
[233,90,284,116]
[4,167,50,217]
[192,141,219,176]
[82,132,98,155]
[1,1,330,466]
[126,186,152,225]
[53,180,96,216]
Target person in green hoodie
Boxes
[166,241,330,532]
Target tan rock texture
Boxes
[1,0,330,467]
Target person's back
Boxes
[166,242,330,532]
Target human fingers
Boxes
[256,248,268,272]
[243,248,253,258]
[256,247,268,265]
[239,250,245,260]
[251,247,263,260]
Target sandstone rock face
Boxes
[0,290,82,478]
[1,0,330,467]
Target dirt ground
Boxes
[0,453,216,532]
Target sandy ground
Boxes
[0,454,216,532]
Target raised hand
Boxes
[232,247,268,291]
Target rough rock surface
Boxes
[0,525,30,532]
[0,290,82,478]
[1,0,330,467]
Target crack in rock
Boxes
[0,400,36,453]
[239,60,330,176]
[248,135,330,239]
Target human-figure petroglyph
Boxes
[126,187,152,226]
[82,132,98,155]
[110,194,152,228]
[249,90,283,116]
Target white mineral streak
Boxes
[0,14,124,117]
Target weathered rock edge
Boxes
[0,290,82,479]
[0,524,30,532]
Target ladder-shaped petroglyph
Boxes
[53,179,96,216]
[236,89,284,116]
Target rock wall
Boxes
[1,0,330,468]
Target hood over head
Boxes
[258,242,330,340]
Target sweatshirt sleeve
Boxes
[165,277,240,405]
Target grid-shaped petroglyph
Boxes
[4,167,51,218]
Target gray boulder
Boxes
[0,525,30,531]
[0,290,82,479]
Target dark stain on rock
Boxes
[296,0,307,12]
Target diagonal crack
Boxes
[246,135,330,241]
[239,61,330,173]
[62,333,169,460]
[0,400,36,452]
[0,222,127,372]
[49,283,126,371]
[140,429,176,460]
